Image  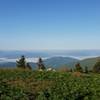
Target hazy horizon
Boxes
[0,49,100,52]
[0,49,100,58]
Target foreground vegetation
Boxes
[0,69,100,100]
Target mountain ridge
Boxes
[0,56,100,70]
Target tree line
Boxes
[16,55,46,70]
[16,55,100,73]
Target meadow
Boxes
[0,69,100,100]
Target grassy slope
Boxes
[79,57,100,69]
[61,57,100,69]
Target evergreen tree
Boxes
[37,57,46,70]
[16,55,26,69]
[26,63,32,70]
[70,68,73,72]
[84,66,88,73]
[93,60,100,73]
[75,63,83,72]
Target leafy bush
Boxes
[0,69,100,100]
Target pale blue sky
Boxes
[0,0,100,50]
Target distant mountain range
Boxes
[44,56,100,69]
[44,57,78,68]
[0,56,100,70]
[0,50,100,69]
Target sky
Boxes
[0,0,100,50]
